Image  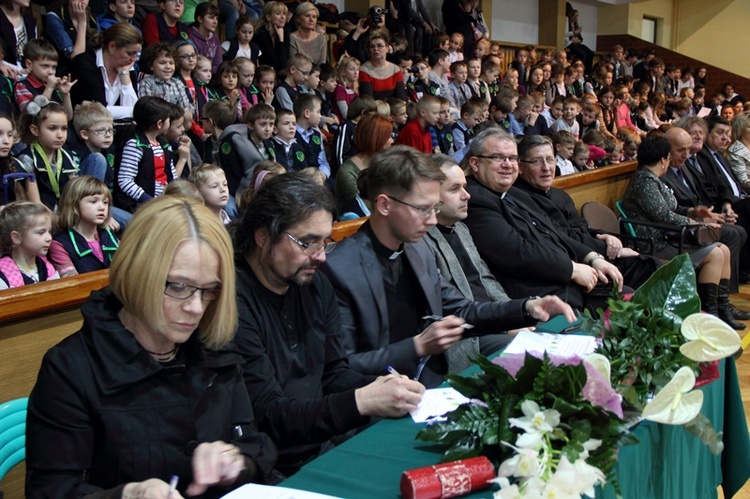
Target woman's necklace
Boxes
[144,344,179,362]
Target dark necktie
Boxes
[713,151,744,198]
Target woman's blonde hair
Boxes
[294,1,318,29]
[109,196,237,349]
[256,1,288,41]
[336,55,359,92]
[57,175,112,231]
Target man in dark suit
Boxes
[460,128,623,311]
[638,57,665,95]
[662,126,749,326]
[672,118,750,290]
[321,146,575,388]
[513,134,656,290]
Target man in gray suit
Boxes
[422,154,517,372]
[321,146,575,388]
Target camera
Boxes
[407,66,421,74]
[364,6,388,28]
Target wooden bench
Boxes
[0,160,637,496]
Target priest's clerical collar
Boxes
[437,223,456,234]
[366,222,404,260]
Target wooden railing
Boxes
[0,160,637,496]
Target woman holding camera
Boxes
[26,197,277,497]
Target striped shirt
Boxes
[118,139,177,202]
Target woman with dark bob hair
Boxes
[621,133,745,330]
[26,196,277,497]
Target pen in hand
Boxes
[167,475,179,499]
[387,365,401,377]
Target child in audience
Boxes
[407,57,435,102]
[255,64,276,107]
[71,101,114,186]
[175,40,208,141]
[234,57,273,106]
[163,102,193,178]
[316,64,339,128]
[213,60,250,120]
[200,99,239,216]
[572,141,591,170]
[480,58,500,99]
[582,129,608,167]
[294,93,330,178]
[97,0,137,31]
[333,95,377,169]
[0,114,36,205]
[270,109,304,171]
[447,61,471,113]
[509,48,528,87]
[387,97,407,138]
[0,201,58,289]
[114,96,181,212]
[490,41,502,57]
[448,33,464,63]
[222,15,259,64]
[433,96,453,154]
[553,130,577,176]
[163,178,203,202]
[142,0,189,46]
[237,160,285,212]
[541,95,564,128]
[673,98,692,119]
[334,55,359,122]
[614,86,641,134]
[511,94,536,136]
[428,49,451,98]
[597,86,617,135]
[552,98,580,136]
[16,39,76,119]
[17,97,78,210]
[617,127,640,161]
[49,176,119,277]
[489,93,514,134]
[138,42,192,113]
[467,57,490,102]
[474,38,490,59]
[274,53,312,112]
[452,100,481,151]
[395,95,440,154]
[546,65,567,106]
[188,1,221,72]
[578,103,600,139]
[188,162,230,224]
[607,137,623,164]
[216,102,275,197]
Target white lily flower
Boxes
[493,483,523,499]
[680,313,741,361]
[509,400,561,434]
[584,353,612,386]
[497,447,540,478]
[642,366,704,425]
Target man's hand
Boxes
[591,258,624,292]
[596,233,623,260]
[355,375,425,418]
[619,247,639,257]
[722,203,738,224]
[413,315,465,356]
[525,296,576,323]
[571,262,598,292]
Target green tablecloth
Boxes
[282,357,750,499]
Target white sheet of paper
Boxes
[502,330,598,359]
[222,484,343,499]
[410,387,470,423]
[697,106,712,118]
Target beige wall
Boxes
[598,0,750,78]
[673,0,750,78]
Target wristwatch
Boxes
[522,296,541,323]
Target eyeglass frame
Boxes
[474,154,519,165]
[284,231,335,256]
[520,157,556,168]
[384,194,443,218]
[178,53,197,60]
[164,281,221,301]
[88,127,115,137]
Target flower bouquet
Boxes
[416,353,636,497]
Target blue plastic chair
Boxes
[0,397,28,483]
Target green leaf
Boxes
[631,254,700,319]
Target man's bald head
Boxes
[665,127,692,168]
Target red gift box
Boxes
[400,456,495,499]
